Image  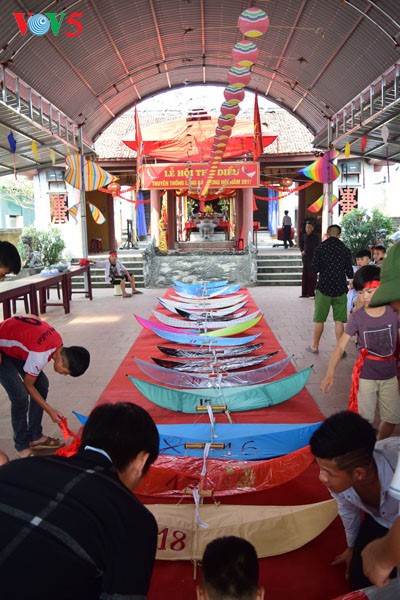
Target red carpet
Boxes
[96,290,349,599]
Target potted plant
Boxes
[37,228,66,267]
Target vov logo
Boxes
[13,12,83,37]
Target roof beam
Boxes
[149,0,171,89]
[87,0,141,100]
[265,0,307,98]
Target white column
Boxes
[150,189,161,245]
[242,188,254,247]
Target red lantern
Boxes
[232,41,259,67]
[227,66,251,88]
[238,8,269,38]
[224,86,245,104]
[220,102,241,118]
[107,181,121,197]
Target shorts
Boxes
[358,376,400,424]
[313,290,347,323]
[110,273,129,286]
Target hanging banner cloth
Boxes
[123,117,277,163]
[65,154,115,190]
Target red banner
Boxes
[141,162,260,191]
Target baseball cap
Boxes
[369,242,400,307]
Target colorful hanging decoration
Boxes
[329,194,339,213]
[200,6,269,198]
[381,125,390,183]
[231,41,259,67]
[299,149,340,183]
[307,195,324,213]
[49,148,56,166]
[361,134,368,188]
[135,102,144,193]
[223,86,245,104]
[253,89,263,161]
[89,202,106,225]
[344,142,351,188]
[7,131,17,178]
[68,203,79,223]
[238,8,270,37]
[65,154,115,190]
[107,182,121,197]
[31,141,39,162]
[227,66,251,88]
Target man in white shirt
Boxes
[282,210,293,248]
[310,411,399,590]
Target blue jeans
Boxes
[0,354,49,451]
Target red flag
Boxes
[135,103,143,193]
[253,89,263,161]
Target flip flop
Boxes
[306,346,319,354]
[132,290,143,294]
[122,294,132,298]
[30,436,64,451]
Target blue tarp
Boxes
[136,189,147,237]
[267,188,279,235]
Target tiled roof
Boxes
[95,101,314,160]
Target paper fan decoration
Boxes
[68,203,80,223]
[89,202,106,224]
[329,195,339,213]
[65,155,115,191]
[308,195,323,213]
[299,149,340,184]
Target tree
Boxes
[340,208,393,259]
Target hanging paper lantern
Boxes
[107,181,121,197]
[232,41,259,67]
[227,66,251,88]
[223,86,245,104]
[344,142,351,158]
[215,127,231,139]
[218,115,236,129]
[220,102,241,118]
[238,8,269,38]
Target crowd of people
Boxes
[0,233,400,598]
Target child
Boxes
[197,536,264,600]
[321,265,400,440]
[0,240,21,280]
[310,411,399,590]
[92,250,141,297]
[347,249,372,312]
[373,245,386,266]
[0,315,90,458]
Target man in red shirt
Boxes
[0,316,90,458]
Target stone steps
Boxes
[256,255,302,286]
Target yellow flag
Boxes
[344,142,351,158]
[31,141,39,161]
[49,149,56,165]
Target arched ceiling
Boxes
[1,0,400,168]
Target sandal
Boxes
[18,448,35,458]
[306,346,319,354]
[132,290,143,294]
[122,294,132,298]
[30,436,64,451]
